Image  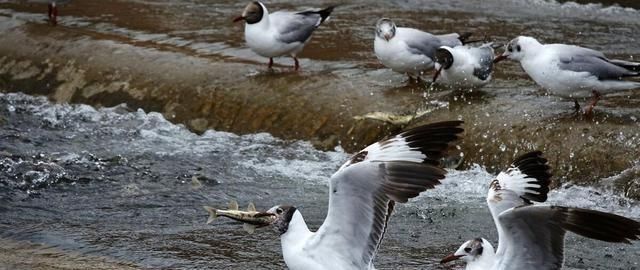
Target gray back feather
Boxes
[275,12,322,44]
[405,32,462,60]
[554,45,638,79]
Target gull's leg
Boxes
[583,90,602,116]
[573,99,581,115]
[268,58,274,69]
[294,57,300,71]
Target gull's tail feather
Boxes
[298,5,336,24]
[458,32,473,44]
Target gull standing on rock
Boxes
[265,121,464,270]
[441,151,640,270]
[432,43,496,89]
[494,36,640,115]
[374,18,472,83]
[233,1,335,71]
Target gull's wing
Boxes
[487,151,552,257]
[394,27,462,59]
[470,44,495,81]
[435,33,465,47]
[497,151,551,203]
[495,205,640,270]
[271,6,334,44]
[550,44,639,80]
[307,121,464,268]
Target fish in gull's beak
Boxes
[203,200,276,234]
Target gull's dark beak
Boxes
[493,54,508,63]
[432,65,444,83]
[233,16,245,23]
[440,253,463,264]
[383,33,391,41]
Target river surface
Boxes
[1,0,640,269]
[1,92,639,269]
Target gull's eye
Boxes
[507,45,513,52]
[276,208,283,214]
[464,247,472,253]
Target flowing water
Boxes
[0,93,639,269]
[1,0,640,269]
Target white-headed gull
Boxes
[265,121,464,270]
[374,18,473,82]
[441,151,640,270]
[233,1,335,70]
[432,43,496,89]
[494,36,640,114]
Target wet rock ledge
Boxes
[0,11,639,198]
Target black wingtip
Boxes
[609,59,640,73]
[400,121,464,165]
[511,151,552,203]
[556,207,640,244]
[380,121,464,203]
[317,5,336,24]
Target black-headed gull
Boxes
[441,151,640,270]
[494,36,640,114]
[233,1,335,70]
[374,18,472,83]
[432,43,496,89]
[265,121,464,270]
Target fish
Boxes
[203,200,276,234]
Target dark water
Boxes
[0,93,639,269]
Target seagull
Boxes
[233,1,335,71]
[441,151,640,270]
[26,0,70,26]
[432,43,496,89]
[374,18,473,83]
[494,36,640,115]
[265,121,464,270]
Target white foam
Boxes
[2,92,638,217]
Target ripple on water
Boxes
[1,92,639,269]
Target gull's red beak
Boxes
[233,16,245,23]
[493,54,508,63]
[432,65,444,83]
[440,253,463,264]
[383,33,391,41]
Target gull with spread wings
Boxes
[441,151,640,270]
[265,121,464,270]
